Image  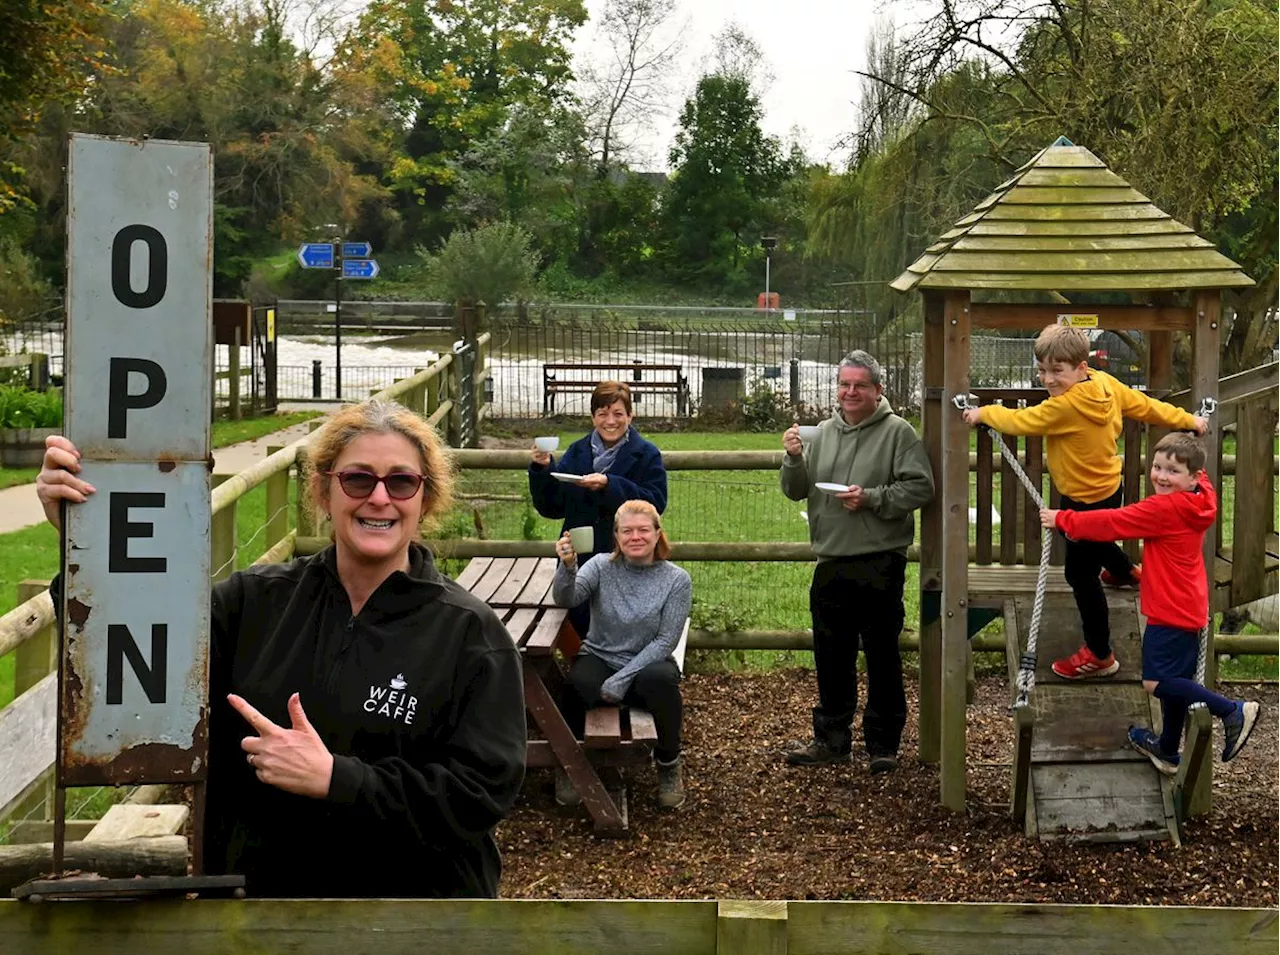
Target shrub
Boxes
[0,385,62,428]
[417,222,539,312]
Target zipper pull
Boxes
[346,615,355,631]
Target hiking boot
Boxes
[1052,645,1120,680]
[1127,726,1180,775]
[868,754,899,775]
[656,755,686,810]
[783,740,852,766]
[554,768,581,807]
[1101,565,1142,589]
[1222,701,1261,762]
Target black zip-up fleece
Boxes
[152,540,523,898]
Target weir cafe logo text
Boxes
[364,673,418,725]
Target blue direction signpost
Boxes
[342,258,380,280]
[295,238,376,400]
[297,242,335,269]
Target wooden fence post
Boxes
[716,900,787,955]
[229,326,242,422]
[448,356,463,447]
[8,580,57,825]
[211,474,237,582]
[265,445,289,550]
[295,419,325,539]
[426,366,441,428]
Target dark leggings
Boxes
[1061,486,1133,659]
[562,653,683,763]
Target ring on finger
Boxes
[247,753,256,767]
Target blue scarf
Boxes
[590,427,631,473]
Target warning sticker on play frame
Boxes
[1057,313,1099,328]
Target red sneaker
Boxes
[1100,565,1142,589]
[1052,645,1120,679]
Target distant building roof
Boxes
[891,138,1254,293]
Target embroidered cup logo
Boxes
[364,672,418,725]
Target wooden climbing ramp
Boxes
[1004,594,1181,845]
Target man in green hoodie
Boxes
[780,350,935,774]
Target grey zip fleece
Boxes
[780,398,934,560]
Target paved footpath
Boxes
[0,421,318,536]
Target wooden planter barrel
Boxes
[0,427,58,468]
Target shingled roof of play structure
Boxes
[891,137,1254,293]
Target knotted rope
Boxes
[951,394,1217,708]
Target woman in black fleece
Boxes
[36,400,526,898]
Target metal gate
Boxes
[252,305,278,414]
[454,340,478,448]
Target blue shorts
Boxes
[1142,624,1200,682]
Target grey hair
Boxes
[838,349,883,386]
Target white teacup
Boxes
[534,436,559,453]
[797,425,820,443]
[568,526,594,554]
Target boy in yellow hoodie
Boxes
[963,325,1207,679]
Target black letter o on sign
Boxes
[111,225,168,308]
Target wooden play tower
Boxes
[892,137,1257,837]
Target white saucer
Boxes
[550,472,585,484]
[814,482,849,494]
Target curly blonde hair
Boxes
[304,399,454,531]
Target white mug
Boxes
[534,436,559,452]
[568,526,594,554]
[797,425,820,443]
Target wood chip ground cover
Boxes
[497,672,1278,906]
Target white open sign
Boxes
[60,134,213,786]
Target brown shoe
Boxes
[656,755,686,810]
[783,740,852,766]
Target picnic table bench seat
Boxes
[542,361,690,415]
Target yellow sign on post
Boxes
[1057,313,1099,328]
[266,307,276,342]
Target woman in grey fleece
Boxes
[552,499,692,809]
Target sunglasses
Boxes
[326,470,426,500]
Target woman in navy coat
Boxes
[529,380,668,634]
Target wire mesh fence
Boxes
[482,304,917,419]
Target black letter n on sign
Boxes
[107,624,167,704]
[109,493,167,573]
[108,358,167,439]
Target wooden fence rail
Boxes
[0,898,1273,955]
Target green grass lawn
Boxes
[210,410,322,447]
[0,412,323,492]
[0,466,38,489]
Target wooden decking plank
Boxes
[1029,683,1149,762]
[1013,594,1143,682]
[470,557,516,602]
[489,557,541,606]
[453,557,492,592]
[627,708,658,745]
[585,707,622,749]
[501,608,539,648]
[517,557,561,607]
[525,608,568,655]
[1032,762,1169,838]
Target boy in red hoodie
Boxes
[1039,433,1261,774]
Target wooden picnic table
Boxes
[454,556,654,835]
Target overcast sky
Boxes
[572,0,883,171]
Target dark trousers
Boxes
[809,551,908,757]
[1060,486,1133,659]
[563,653,683,763]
